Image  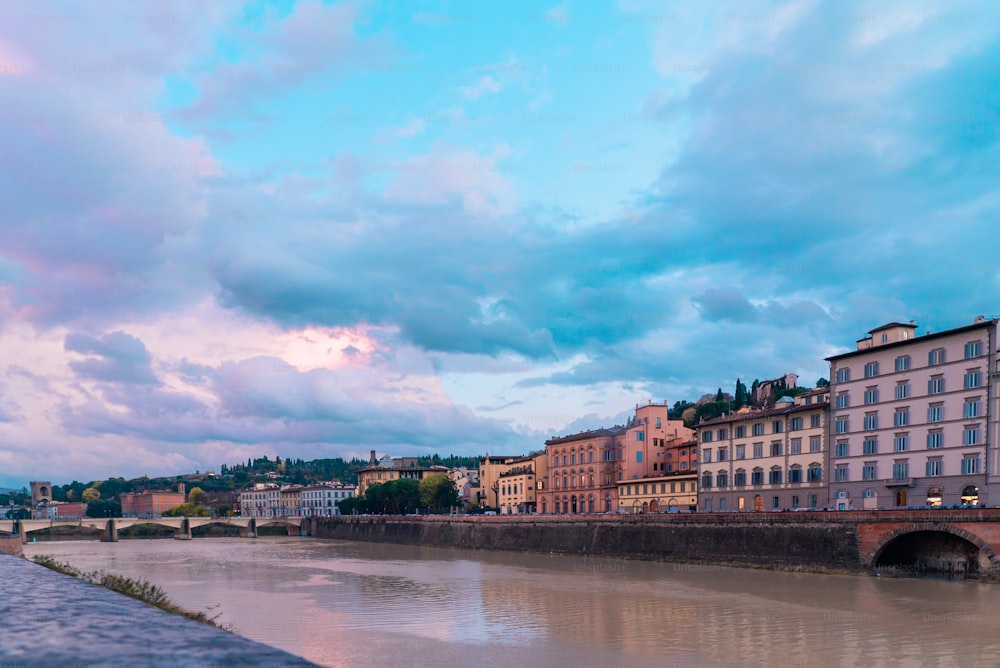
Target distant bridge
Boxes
[0,516,307,542]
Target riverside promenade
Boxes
[0,554,315,666]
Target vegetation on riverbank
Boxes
[31,554,232,630]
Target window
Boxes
[964,370,983,389]
[929,348,946,366]
[811,414,821,428]
[836,367,850,383]
[807,464,822,482]
[864,361,880,378]
[836,441,849,457]
[636,431,645,441]
[926,459,943,477]
[769,468,783,484]
[702,449,711,463]
[928,376,945,395]
[895,382,910,400]
[864,387,879,405]
[716,471,728,488]
[571,454,577,465]
[810,436,822,453]
[790,417,803,431]
[753,443,763,458]
[655,417,662,428]
[736,445,746,459]
[787,466,802,483]
[863,438,878,455]
[962,456,980,475]
[928,403,943,423]
[965,341,982,359]
[752,423,764,437]
[834,464,849,482]
[927,430,943,449]
[717,428,728,440]
[702,431,713,443]
[718,447,728,461]
[836,393,849,409]
[772,496,780,510]
[772,420,783,434]
[894,434,909,452]
[791,438,802,455]
[751,469,764,485]
[892,461,909,480]
[604,449,614,462]
[894,408,909,427]
[735,425,746,438]
[770,442,782,456]
[863,462,877,480]
[636,451,643,463]
[863,413,878,431]
[734,470,747,486]
[895,355,911,372]
[836,416,850,434]
[963,426,981,446]
[964,398,981,419]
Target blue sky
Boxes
[1,0,998,488]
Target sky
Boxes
[1,0,998,488]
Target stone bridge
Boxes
[0,516,307,543]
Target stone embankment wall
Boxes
[0,534,22,557]
[311,514,862,572]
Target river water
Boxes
[22,537,1000,667]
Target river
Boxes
[22,537,1000,667]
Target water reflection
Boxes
[23,538,1000,668]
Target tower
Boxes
[30,481,52,506]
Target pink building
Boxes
[826,317,1000,509]
[619,401,694,481]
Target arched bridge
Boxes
[0,516,308,543]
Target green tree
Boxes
[816,377,830,388]
[187,486,209,506]
[715,387,724,402]
[734,378,748,408]
[85,499,122,518]
[419,474,459,511]
[162,502,209,517]
[82,487,101,503]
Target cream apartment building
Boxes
[826,318,1000,509]
[696,387,830,511]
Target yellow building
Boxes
[474,454,520,510]
[617,473,698,514]
[356,459,447,496]
[497,452,548,515]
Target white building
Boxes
[298,483,355,517]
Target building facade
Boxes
[696,387,830,511]
[540,427,623,514]
[299,483,355,517]
[497,452,548,515]
[120,486,187,517]
[826,318,1000,509]
[238,483,283,518]
[356,453,448,497]
[473,455,520,510]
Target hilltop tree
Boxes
[82,487,101,503]
[187,487,209,506]
[816,377,830,388]
[734,378,748,408]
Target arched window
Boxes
[926,487,942,507]
[961,485,980,505]
[716,470,728,488]
[701,472,712,489]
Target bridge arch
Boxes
[867,523,999,575]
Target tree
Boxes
[681,406,697,427]
[85,499,122,518]
[715,387,724,402]
[187,486,209,506]
[734,378,748,408]
[816,377,830,388]
[82,487,101,503]
[162,502,209,517]
[419,474,459,512]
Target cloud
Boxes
[65,331,159,386]
[459,75,502,99]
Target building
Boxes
[473,455,520,510]
[299,483,355,517]
[238,483,283,518]
[617,473,698,514]
[826,317,1000,509]
[280,485,303,517]
[41,501,87,519]
[447,467,478,509]
[618,401,695,481]
[355,451,448,497]
[696,387,830,511]
[120,484,187,517]
[497,452,548,515]
[540,427,623,515]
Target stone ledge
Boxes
[0,555,316,667]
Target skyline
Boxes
[2,0,999,488]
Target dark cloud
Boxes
[64,331,159,385]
